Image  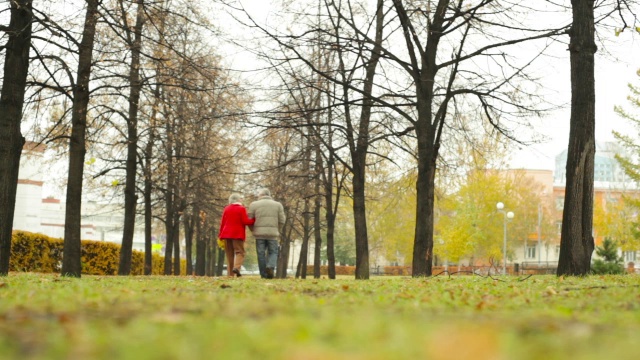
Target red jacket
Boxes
[218,203,255,241]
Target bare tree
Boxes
[117,0,146,275]
[61,0,101,278]
[0,0,33,276]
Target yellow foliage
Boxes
[10,231,184,275]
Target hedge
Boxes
[10,231,185,275]
[304,265,357,276]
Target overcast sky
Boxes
[230,0,640,172]
[510,34,640,171]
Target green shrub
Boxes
[591,238,625,275]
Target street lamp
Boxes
[496,202,514,275]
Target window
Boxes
[624,251,637,263]
[526,246,536,259]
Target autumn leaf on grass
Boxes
[476,301,487,311]
[220,284,232,289]
[544,286,557,296]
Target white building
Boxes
[13,142,145,250]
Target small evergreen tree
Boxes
[591,238,625,275]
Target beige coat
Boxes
[248,196,286,240]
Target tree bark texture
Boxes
[0,0,32,276]
[557,0,596,276]
[119,0,145,275]
[62,0,100,278]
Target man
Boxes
[248,188,286,279]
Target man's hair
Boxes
[228,193,243,204]
[257,188,271,197]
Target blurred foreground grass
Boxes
[1,273,639,360]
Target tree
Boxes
[117,0,146,275]
[593,194,640,252]
[591,238,625,274]
[0,0,33,276]
[437,168,555,267]
[62,0,101,278]
[611,67,640,253]
[557,0,597,276]
[558,0,638,276]
[388,1,569,277]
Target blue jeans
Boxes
[256,239,279,278]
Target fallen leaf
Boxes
[544,286,557,296]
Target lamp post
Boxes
[496,202,514,275]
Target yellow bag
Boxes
[217,238,225,250]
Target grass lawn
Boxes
[1,273,639,359]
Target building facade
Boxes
[13,142,145,251]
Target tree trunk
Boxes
[163,110,175,275]
[557,0,596,276]
[173,207,181,275]
[195,211,206,276]
[325,208,336,279]
[352,168,369,279]
[313,166,322,278]
[215,248,224,276]
[323,147,337,279]
[163,212,175,275]
[206,234,215,276]
[142,119,155,275]
[143,166,152,275]
[412,137,437,276]
[276,210,294,278]
[62,0,100,278]
[184,212,194,275]
[297,200,311,279]
[0,0,32,276]
[391,0,449,277]
[119,0,145,275]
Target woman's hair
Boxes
[228,193,243,204]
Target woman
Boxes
[218,193,255,277]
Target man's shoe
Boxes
[232,268,242,277]
[265,267,274,279]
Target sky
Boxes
[510,35,640,171]
[231,0,640,173]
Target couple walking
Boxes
[218,188,285,278]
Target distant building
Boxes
[13,142,145,251]
[554,141,630,184]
